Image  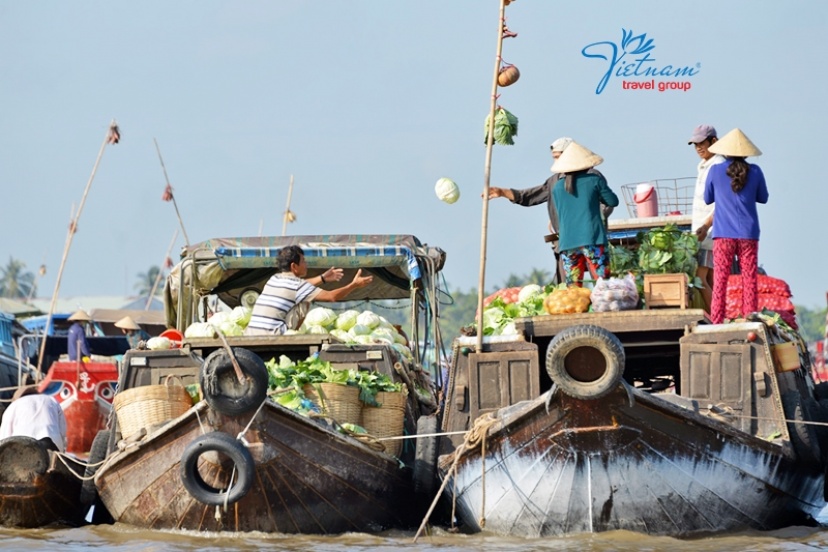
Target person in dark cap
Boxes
[66,309,92,361]
[688,124,725,310]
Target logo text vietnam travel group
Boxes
[582,29,700,95]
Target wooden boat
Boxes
[437,217,827,538]
[92,235,447,533]
[38,359,118,455]
[0,436,85,528]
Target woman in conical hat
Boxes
[704,128,768,324]
[115,316,151,349]
[547,141,620,287]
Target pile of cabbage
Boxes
[295,307,413,361]
[478,284,547,336]
[184,306,252,338]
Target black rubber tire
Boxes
[413,415,439,498]
[200,347,268,416]
[80,430,110,507]
[180,432,255,506]
[545,325,625,400]
[782,392,821,465]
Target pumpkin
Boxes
[497,65,520,87]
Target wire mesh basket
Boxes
[620,177,696,218]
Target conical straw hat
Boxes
[68,309,91,322]
[550,141,603,173]
[114,316,141,331]
[708,128,762,157]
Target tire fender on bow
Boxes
[200,347,269,416]
[545,324,625,400]
[180,431,255,506]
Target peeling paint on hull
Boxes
[442,387,826,537]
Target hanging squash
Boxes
[497,65,520,87]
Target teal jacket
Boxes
[552,171,619,251]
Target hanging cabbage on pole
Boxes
[484,106,519,146]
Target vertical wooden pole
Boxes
[36,120,119,376]
[475,1,506,354]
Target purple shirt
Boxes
[704,160,768,240]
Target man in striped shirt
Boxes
[245,245,373,335]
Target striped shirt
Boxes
[246,272,322,335]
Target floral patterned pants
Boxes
[562,244,610,287]
[711,238,758,323]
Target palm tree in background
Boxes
[135,265,163,296]
[0,257,36,299]
[526,268,552,286]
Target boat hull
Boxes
[97,401,416,533]
[441,386,825,537]
[0,444,84,528]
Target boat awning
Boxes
[190,236,423,280]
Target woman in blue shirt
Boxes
[704,128,768,324]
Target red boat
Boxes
[38,359,118,455]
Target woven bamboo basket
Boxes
[361,388,408,457]
[113,375,193,439]
[303,383,362,425]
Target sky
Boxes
[1,1,827,310]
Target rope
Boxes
[236,397,268,445]
[412,412,499,543]
[53,453,103,482]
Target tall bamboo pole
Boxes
[36,120,120,376]
[475,1,507,354]
[154,138,191,248]
[282,174,295,236]
[145,229,179,310]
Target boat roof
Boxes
[165,234,447,326]
[182,234,445,280]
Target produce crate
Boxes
[771,341,800,372]
[643,273,689,309]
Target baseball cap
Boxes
[688,124,717,144]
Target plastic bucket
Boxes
[633,184,658,218]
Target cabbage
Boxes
[304,307,338,328]
[391,343,413,360]
[283,329,299,335]
[500,321,518,335]
[217,321,244,336]
[353,335,374,345]
[435,177,460,204]
[370,327,395,344]
[207,311,232,328]
[330,329,352,342]
[356,311,381,330]
[349,323,372,336]
[304,324,329,335]
[146,336,172,350]
[231,306,252,327]
[393,330,408,345]
[335,310,360,331]
[184,322,217,339]
[377,316,394,330]
[518,284,543,303]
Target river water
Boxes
[4,522,828,552]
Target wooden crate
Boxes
[644,273,689,309]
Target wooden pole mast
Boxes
[475,1,507,354]
[36,120,120,376]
